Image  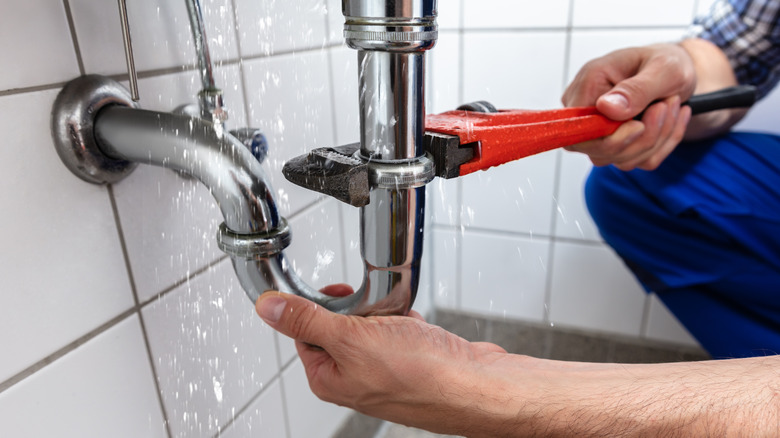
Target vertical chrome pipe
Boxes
[184,0,216,91]
[343,0,437,315]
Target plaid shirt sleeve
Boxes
[689,0,780,99]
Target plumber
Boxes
[256,0,780,435]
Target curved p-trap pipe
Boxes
[51,75,422,316]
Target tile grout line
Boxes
[0,307,137,395]
[0,251,229,397]
[430,222,604,247]
[211,373,284,438]
[107,184,174,438]
[0,43,343,98]
[62,0,85,76]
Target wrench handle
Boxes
[636,85,757,120]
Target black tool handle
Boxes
[686,84,757,115]
[635,85,757,120]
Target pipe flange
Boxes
[217,220,292,258]
[51,75,138,184]
[364,153,436,190]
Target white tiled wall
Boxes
[1,0,777,436]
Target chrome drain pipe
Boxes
[50,0,438,316]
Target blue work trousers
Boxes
[586,132,780,358]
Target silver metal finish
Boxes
[184,0,228,125]
[51,0,438,317]
[365,153,435,189]
[51,75,138,184]
[358,51,426,160]
[95,105,278,234]
[117,0,139,101]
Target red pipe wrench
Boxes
[424,85,757,178]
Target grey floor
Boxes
[335,309,710,438]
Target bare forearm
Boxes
[453,355,780,437]
[680,38,750,140]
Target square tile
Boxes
[234,0,328,57]
[428,177,461,227]
[463,31,567,110]
[460,152,557,236]
[430,228,460,310]
[554,152,602,241]
[427,30,461,115]
[243,51,335,216]
[460,231,549,322]
[572,0,696,27]
[329,46,361,145]
[0,1,80,90]
[219,380,288,438]
[0,90,133,383]
[437,0,462,30]
[549,241,647,336]
[283,359,352,438]
[326,0,345,44]
[71,0,239,76]
[463,0,570,28]
[142,259,279,437]
[0,316,165,437]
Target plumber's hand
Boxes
[562,42,696,171]
[255,291,507,434]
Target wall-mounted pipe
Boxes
[50,0,438,316]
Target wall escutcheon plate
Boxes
[51,75,138,184]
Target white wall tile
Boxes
[461,152,557,236]
[234,0,328,57]
[572,0,696,27]
[431,228,460,310]
[429,178,461,227]
[555,152,602,241]
[219,381,288,438]
[438,0,462,30]
[567,29,690,86]
[644,294,700,346]
[0,1,80,90]
[463,0,570,28]
[283,359,352,438]
[326,0,345,44]
[428,31,461,115]
[463,31,567,110]
[461,231,549,322]
[71,0,239,76]
[243,51,335,216]
[142,260,279,437]
[0,316,165,437]
[286,200,347,290]
[0,90,133,383]
[549,241,646,336]
[329,46,361,145]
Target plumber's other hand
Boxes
[255,292,507,435]
[562,42,696,171]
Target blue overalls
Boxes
[586,132,780,358]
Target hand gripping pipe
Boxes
[50,0,437,316]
